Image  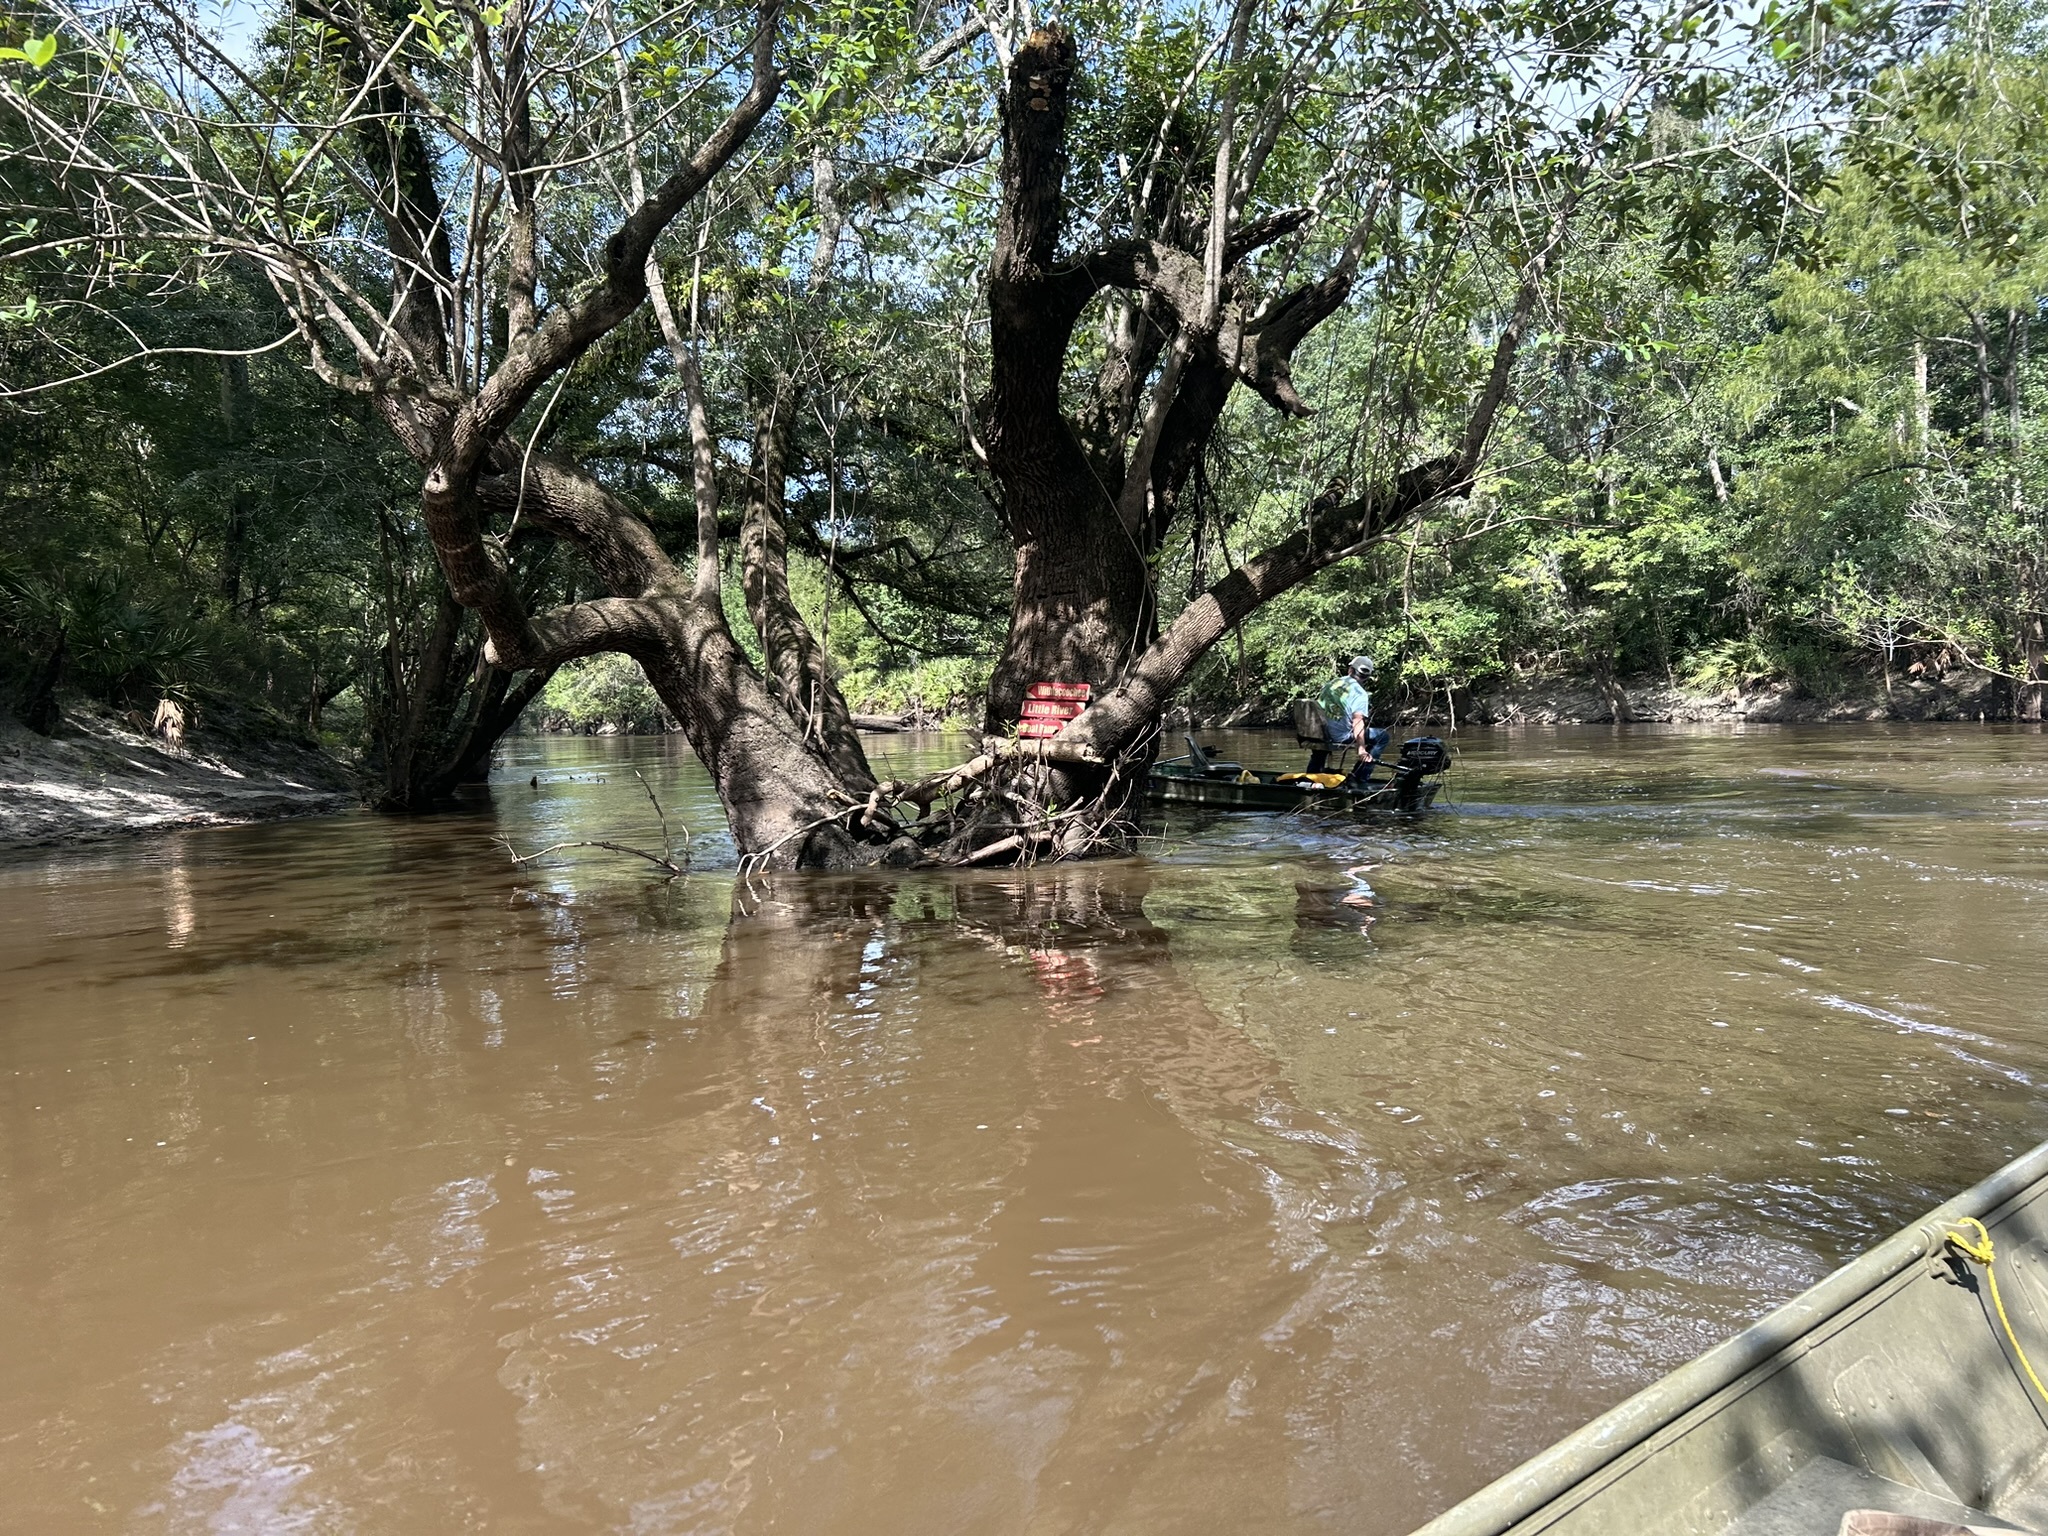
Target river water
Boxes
[3,724,2044,1533]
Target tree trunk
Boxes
[2003,310,2042,722]
[460,454,905,868]
[984,479,1153,733]
[740,375,876,791]
[2021,542,2047,724]
[976,27,1151,735]
[1969,311,1996,448]
[19,627,65,736]
[604,586,906,867]
[368,586,473,811]
[218,356,251,611]
[1912,336,1930,456]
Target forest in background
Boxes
[1,0,2042,808]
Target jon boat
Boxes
[1411,1138,2048,1536]
[1147,734,1450,813]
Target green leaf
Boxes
[22,33,57,68]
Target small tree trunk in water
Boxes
[740,376,876,792]
[2021,615,2047,723]
[2019,571,2045,723]
[369,587,468,811]
[367,584,548,810]
[444,662,555,785]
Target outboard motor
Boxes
[1392,735,1450,811]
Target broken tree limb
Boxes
[496,836,688,879]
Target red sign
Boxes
[1018,681,1089,739]
[1019,699,1084,719]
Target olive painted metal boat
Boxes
[1409,1138,2048,1536]
[1147,734,1449,813]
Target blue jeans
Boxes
[1311,726,1388,779]
[1326,724,1390,758]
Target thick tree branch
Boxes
[1225,205,1313,265]
[914,14,987,72]
[484,595,664,671]
[1066,454,1464,752]
[473,455,673,596]
[1066,238,1343,416]
[741,380,877,790]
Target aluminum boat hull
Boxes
[1408,1140,2048,1536]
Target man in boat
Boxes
[1312,656,1390,777]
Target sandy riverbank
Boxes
[0,699,355,852]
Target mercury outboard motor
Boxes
[1392,735,1450,810]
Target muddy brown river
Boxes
[4,724,2045,1533]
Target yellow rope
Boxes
[1945,1217,2048,1409]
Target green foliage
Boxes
[0,255,423,740]
[0,565,211,701]
[1159,2,2048,719]
[4,0,2044,771]
[535,654,672,734]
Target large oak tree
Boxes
[1,0,1863,863]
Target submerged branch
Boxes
[495,770,692,878]
[495,836,688,879]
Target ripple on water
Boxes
[2,723,2046,1534]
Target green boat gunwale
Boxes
[1409,1139,2048,1536]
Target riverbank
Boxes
[1445,667,2011,725]
[0,697,355,852]
[1194,664,2016,729]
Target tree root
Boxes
[499,733,1146,879]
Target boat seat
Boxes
[1290,698,1332,746]
[1718,1457,2031,1536]
[1183,735,1245,778]
[1290,700,1357,773]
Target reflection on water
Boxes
[3,724,2045,1533]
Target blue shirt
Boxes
[1318,676,1371,742]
